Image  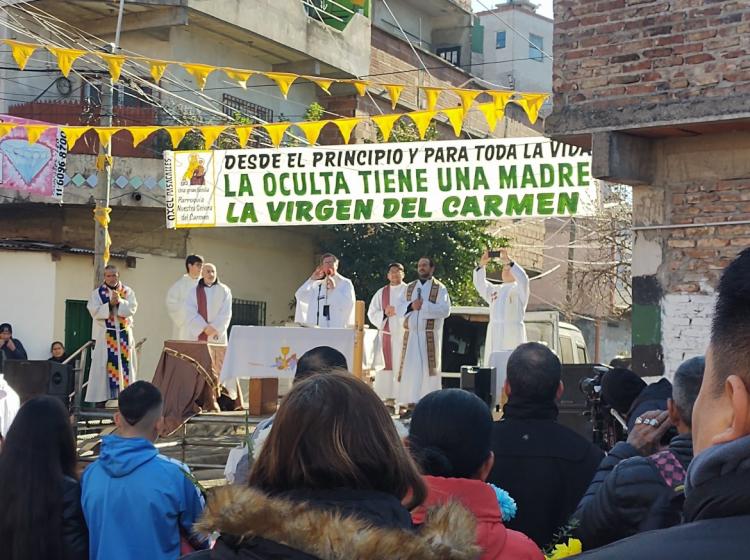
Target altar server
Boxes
[165,254,203,340]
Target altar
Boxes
[220,325,376,384]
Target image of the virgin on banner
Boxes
[0,115,67,200]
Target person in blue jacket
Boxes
[82,381,205,560]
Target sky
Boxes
[472,0,553,19]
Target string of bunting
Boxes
[0,39,549,126]
[0,97,548,149]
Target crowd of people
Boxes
[0,248,749,560]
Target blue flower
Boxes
[489,483,517,522]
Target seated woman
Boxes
[0,396,88,560]
[197,373,479,560]
[49,341,69,364]
[408,389,543,560]
[0,323,27,363]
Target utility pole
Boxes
[93,0,125,287]
[565,217,577,316]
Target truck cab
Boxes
[441,307,588,385]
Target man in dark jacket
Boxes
[487,342,604,548]
[573,356,705,548]
[576,248,750,559]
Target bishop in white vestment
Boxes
[396,258,451,406]
[165,255,203,340]
[367,263,407,400]
[87,265,138,403]
[295,254,355,329]
[473,249,530,365]
[185,264,233,344]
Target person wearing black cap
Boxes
[0,323,27,369]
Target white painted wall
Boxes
[0,251,56,360]
[479,7,552,93]
[661,293,714,379]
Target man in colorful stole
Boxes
[396,257,451,410]
[295,253,355,329]
[87,265,138,405]
[367,263,407,402]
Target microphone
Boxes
[417,287,422,300]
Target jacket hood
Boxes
[197,486,480,560]
[98,435,158,478]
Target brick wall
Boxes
[661,293,714,378]
[549,0,750,134]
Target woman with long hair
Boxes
[0,396,88,560]
[408,389,543,560]
[197,373,479,560]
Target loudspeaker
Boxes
[460,365,494,407]
[2,360,74,407]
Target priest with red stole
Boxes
[185,263,233,344]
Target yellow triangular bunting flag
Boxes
[455,89,481,112]
[422,87,442,112]
[477,103,498,132]
[25,125,50,144]
[263,123,291,147]
[98,53,126,82]
[0,122,18,138]
[372,114,401,141]
[234,126,254,148]
[61,126,89,150]
[441,107,465,138]
[383,84,404,109]
[166,127,193,149]
[149,60,169,83]
[182,63,215,91]
[408,110,436,140]
[46,47,86,78]
[265,72,298,99]
[333,118,361,144]
[127,126,160,147]
[350,80,368,96]
[3,40,40,71]
[490,91,514,114]
[200,125,227,149]
[298,121,329,145]
[96,127,122,148]
[512,93,549,125]
[223,68,253,89]
[310,77,335,94]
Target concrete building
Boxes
[476,0,553,94]
[0,0,370,376]
[547,1,750,377]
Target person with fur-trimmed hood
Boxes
[197,373,480,560]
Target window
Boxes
[496,31,506,49]
[560,336,574,364]
[222,94,275,148]
[529,33,544,62]
[229,299,267,334]
[576,345,588,364]
[436,46,461,66]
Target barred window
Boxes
[222,94,274,148]
[229,299,267,334]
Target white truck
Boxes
[441,307,588,386]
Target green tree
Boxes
[320,114,505,305]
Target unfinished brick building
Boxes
[547,1,750,376]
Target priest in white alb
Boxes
[473,248,530,364]
[165,254,203,340]
[86,265,138,405]
[367,262,407,401]
[396,257,451,408]
[295,253,355,329]
[185,263,233,344]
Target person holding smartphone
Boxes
[294,253,355,329]
[473,248,530,365]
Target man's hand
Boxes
[326,275,336,290]
[110,292,121,306]
[499,248,511,264]
[385,305,396,317]
[479,249,490,268]
[412,299,423,311]
[311,266,325,281]
[627,409,673,456]
[204,325,219,338]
